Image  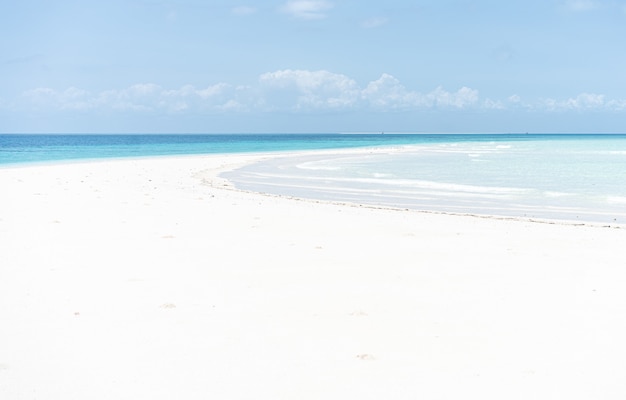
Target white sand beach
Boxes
[1,153,626,399]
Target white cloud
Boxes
[504,95,537,110]
[126,83,161,97]
[543,93,606,110]
[427,86,479,108]
[259,69,360,110]
[151,83,238,112]
[23,87,93,111]
[570,93,605,108]
[218,99,245,112]
[362,74,421,109]
[19,71,626,116]
[508,94,521,103]
[361,74,479,109]
[98,84,163,112]
[280,1,333,20]
[22,83,240,114]
[499,92,626,112]
[483,99,505,110]
[18,73,482,114]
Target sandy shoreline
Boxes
[2,153,626,399]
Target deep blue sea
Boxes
[2,133,626,225]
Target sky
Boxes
[1,0,626,133]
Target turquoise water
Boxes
[2,133,625,225]
[0,133,472,166]
[222,134,626,225]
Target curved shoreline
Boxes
[216,148,626,228]
[6,147,620,228]
[2,154,626,399]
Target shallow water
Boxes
[3,133,625,224]
[224,135,626,225]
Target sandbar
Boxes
[1,152,625,399]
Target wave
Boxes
[239,171,531,197]
[607,196,626,204]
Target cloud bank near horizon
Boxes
[11,70,626,117]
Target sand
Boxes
[1,153,626,399]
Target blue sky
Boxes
[1,0,626,133]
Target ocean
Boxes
[2,133,625,225]
[0,133,440,165]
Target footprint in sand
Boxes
[349,310,368,317]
